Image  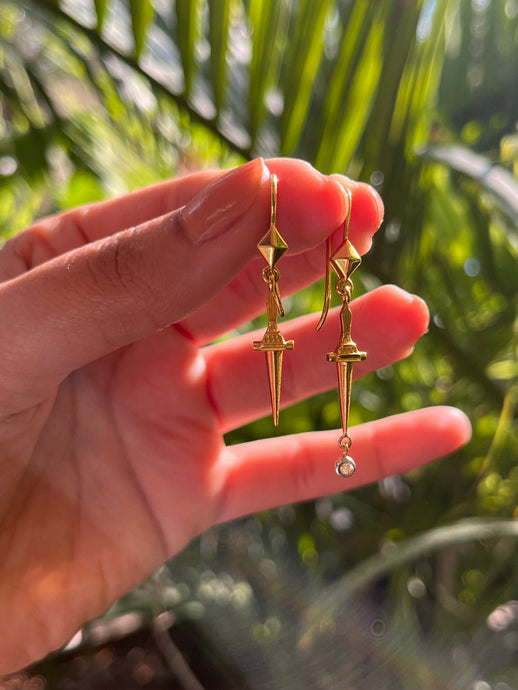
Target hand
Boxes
[0,158,470,673]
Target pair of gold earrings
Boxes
[253,174,366,478]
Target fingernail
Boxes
[180,158,269,244]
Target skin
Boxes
[0,158,471,673]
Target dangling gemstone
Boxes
[335,456,356,478]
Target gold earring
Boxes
[317,188,366,477]
[253,174,294,426]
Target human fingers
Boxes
[0,159,382,282]
[215,407,472,523]
[178,166,384,344]
[0,159,347,409]
[205,285,428,433]
[0,169,224,280]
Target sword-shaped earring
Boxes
[316,188,366,477]
[253,173,294,425]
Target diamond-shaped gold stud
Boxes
[257,225,288,269]
[330,239,362,281]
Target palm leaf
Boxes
[208,0,232,115]
[93,0,109,31]
[300,518,518,646]
[14,0,456,172]
[247,0,287,145]
[278,0,332,156]
[129,0,154,59]
[422,143,518,229]
[175,0,201,98]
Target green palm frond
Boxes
[4,0,518,169]
[7,0,442,161]
[129,0,155,59]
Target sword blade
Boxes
[337,360,354,440]
[266,349,284,426]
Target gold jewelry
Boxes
[253,174,294,426]
[317,189,366,477]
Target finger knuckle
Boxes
[86,230,155,306]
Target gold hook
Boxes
[270,172,278,228]
[316,187,352,332]
[316,234,333,332]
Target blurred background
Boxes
[1,0,518,688]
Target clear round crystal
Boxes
[335,456,356,478]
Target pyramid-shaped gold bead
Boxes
[330,239,362,281]
[257,225,288,269]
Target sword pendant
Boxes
[253,174,294,425]
[317,190,367,477]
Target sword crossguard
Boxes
[327,350,366,363]
[254,339,295,352]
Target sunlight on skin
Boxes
[0,159,471,673]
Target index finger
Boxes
[0,160,382,282]
[0,169,223,281]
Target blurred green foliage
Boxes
[2,0,518,687]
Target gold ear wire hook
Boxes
[343,187,352,239]
[316,234,332,332]
[316,188,353,332]
[270,170,278,228]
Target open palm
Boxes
[0,158,470,673]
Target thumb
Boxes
[0,159,347,408]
